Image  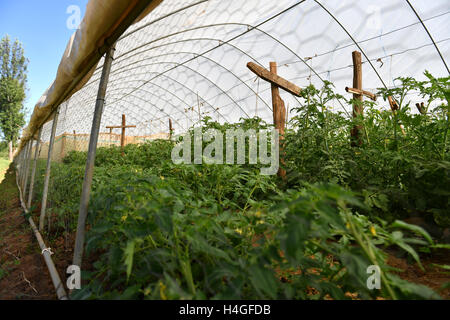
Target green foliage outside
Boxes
[30,72,449,300]
[0,141,10,182]
[0,35,28,155]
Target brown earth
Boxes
[387,248,450,299]
[0,165,72,300]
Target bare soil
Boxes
[0,165,72,300]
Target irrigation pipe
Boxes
[15,170,68,300]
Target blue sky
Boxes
[0,0,89,122]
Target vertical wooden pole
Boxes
[270,62,280,126]
[169,118,173,139]
[109,128,113,146]
[73,130,77,151]
[351,51,363,147]
[121,114,126,148]
[269,62,286,179]
[60,133,66,160]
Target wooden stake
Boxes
[120,115,125,147]
[106,114,136,152]
[109,127,113,146]
[345,87,376,101]
[60,133,67,160]
[169,118,173,139]
[248,62,302,97]
[350,51,363,147]
[269,62,286,179]
[73,130,77,151]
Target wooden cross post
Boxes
[169,118,173,140]
[73,130,77,151]
[346,51,377,147]
[108,127,113,146]
[106,114,136,154]
[247,62,303,179]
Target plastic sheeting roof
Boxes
[35,0,450,142]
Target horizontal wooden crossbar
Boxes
[247,62,302,97]
[106,125,137,129]
[345,87,377,101]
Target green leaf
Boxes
[123,240,136,282]
[388,274,441,300]
[249,265,277,299]
[395,241,424,271]
[391,220,433,244]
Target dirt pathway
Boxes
[0,165,57,300]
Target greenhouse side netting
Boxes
[13,0,449,299]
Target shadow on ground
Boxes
[0,164,56,300]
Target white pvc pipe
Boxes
[15,169,69,300]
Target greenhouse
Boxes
[2,0,449,302]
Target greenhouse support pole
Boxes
[17,149,23,183]
[73,44,116,268]
[27,128,43,209]
[19,142,28,188]
[21,141,32,192]
[23,140,33,200]
[18,144,24,186]
[39,107,61,232]
[17,149,23,176]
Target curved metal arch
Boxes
[85,36,272,114]
[107,83,229,126]
[106,67,273,122]
[104,91,189,133]
[84,55,240,121]
[58,87,179,135]
[120,1,209,40]
[60,97,174,137]
[74,65,230,123]
[110,37,287,111]
[104,86,202,130]
[405,0,449,74]
[112,37,266,73]
[107,49,272,112]
[107,60,251,118]
[87,39,277,118]
[111,22,321,83]
[72,69,229,124]
[63,86,189,135]
[313,0,388,88]
[109,19,352,115]
[104,79,219,123]
[105,72,228,122]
